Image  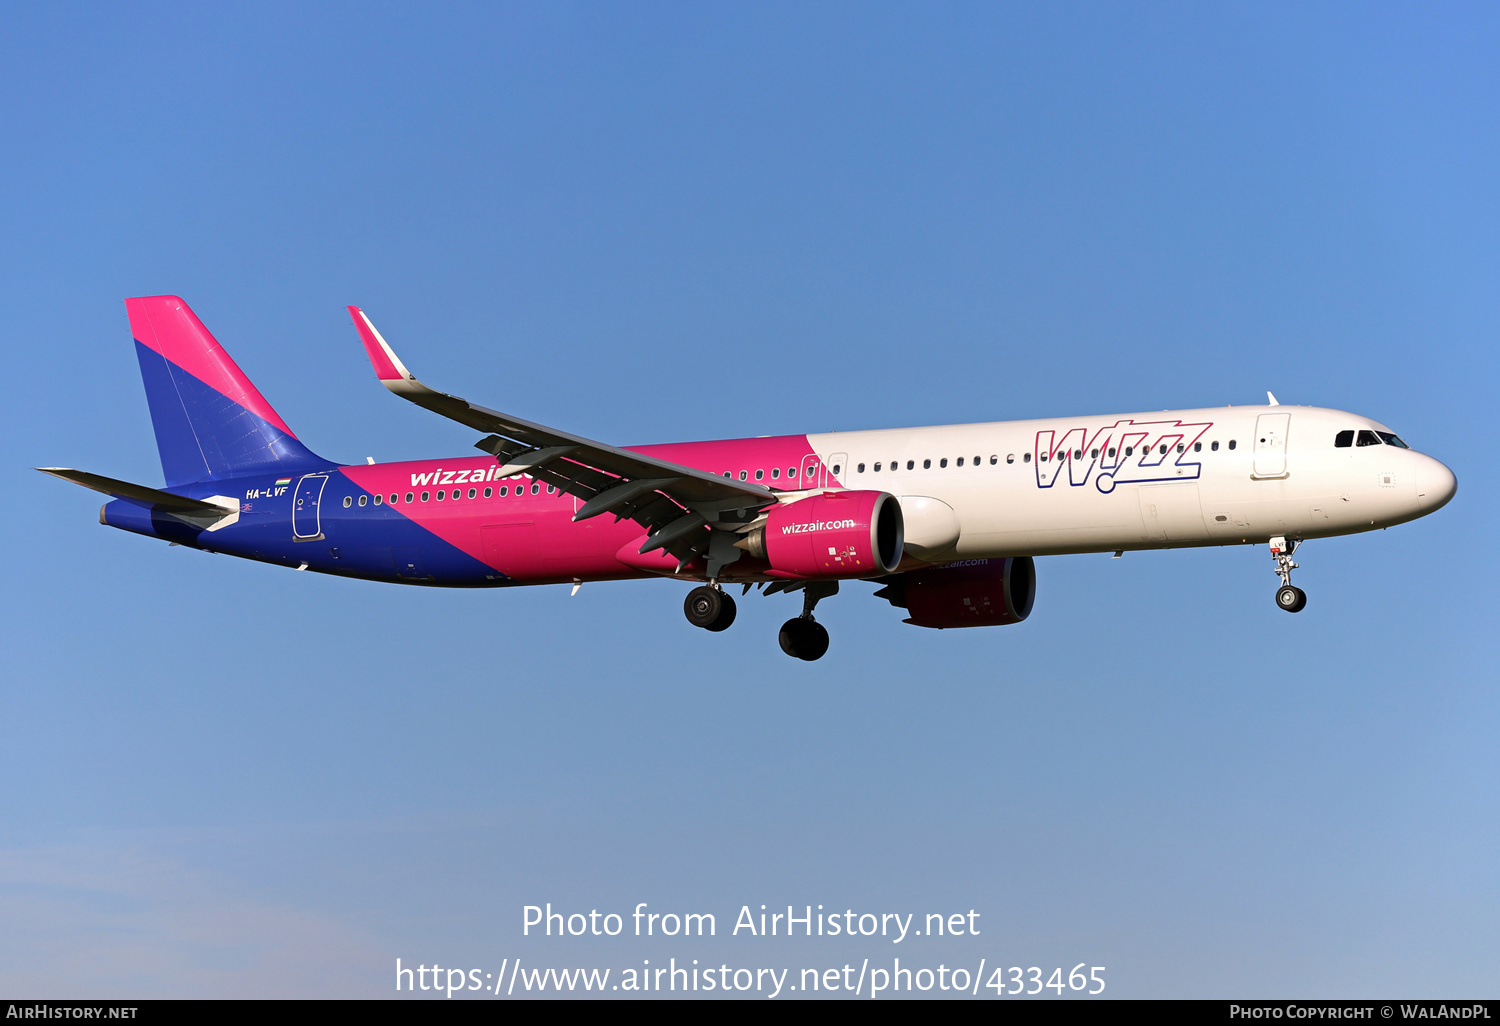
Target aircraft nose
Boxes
[1414,456,1457,513]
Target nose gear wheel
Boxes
[1269,536,1306,613]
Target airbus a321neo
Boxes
[41,296,1457,660]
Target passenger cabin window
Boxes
[755,469,764,480]
[531,483,540,494]
[359,495,368,506]
[771,468,780,479]
[874,462,882,472]
[956,457,964,466]
[832,464,842,475]
[1211,441,1219,451]
[1023,453,1031,463]
[1335,430,1354,448]
[343,496,352,507]
[939,458,948,468]
[1227,440,1237,450]
[1377,431,1409,449]
[1193,443,1201,452]
[373,494,383,505]
[907,460,915,470]
[484,487,492,497]
[1357,430,1381,447]
[1006,454,1014,464]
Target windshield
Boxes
[1376,431,1409,449]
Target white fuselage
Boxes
[807,404,1456,561]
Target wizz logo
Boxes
[1035,419,1213,494]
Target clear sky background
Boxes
[2,2,1496,999]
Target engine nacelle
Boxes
[740,491,904,579]
[877,557,1036,628]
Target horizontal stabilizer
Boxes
[36,468,228,513]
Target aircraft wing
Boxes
[347,307,777,570]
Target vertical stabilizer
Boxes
[126,296,333,485]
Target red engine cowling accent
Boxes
[761,491,904,579]
[900,557,1036,628]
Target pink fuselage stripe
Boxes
[340,436,829,583]
[127,296,298,437]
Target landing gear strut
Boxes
[1270,536,1306,613]
[685,584,737,631]
[779,582,836,661]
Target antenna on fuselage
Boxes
[1266,391,1280,406]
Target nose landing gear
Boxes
[1270,536,1306,613]
[778,581,837,661]
[684,584,737,631]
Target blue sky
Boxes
[1,2,1496,998]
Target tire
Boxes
[685,586,724,628]
[778,617,829,661]
[705,591,737,632]
[1276,585,1306,613]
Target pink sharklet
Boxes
[346,306,404,381]
[126,296,297,437]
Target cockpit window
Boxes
[1334,430,1354,448]
[1376,431,1409,449]
[1356,430,1382,447]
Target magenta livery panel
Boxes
[41,296,1455,660]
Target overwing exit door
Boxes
[1252,413,1291,479]
[826,453,848,486]
[800,455,822,490]
[293,474,328,540]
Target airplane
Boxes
[41,295,1457,661]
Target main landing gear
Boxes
[684,585,737,632]
[1270,536,1307,613]
[684,580,836,660]
[778,582,837,662]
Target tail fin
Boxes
[126,296,333,486]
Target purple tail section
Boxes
[127,296,334,486]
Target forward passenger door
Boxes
[1252,413,1291,479]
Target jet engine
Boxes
[874,556,1036,628]
[737,490,903,579]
